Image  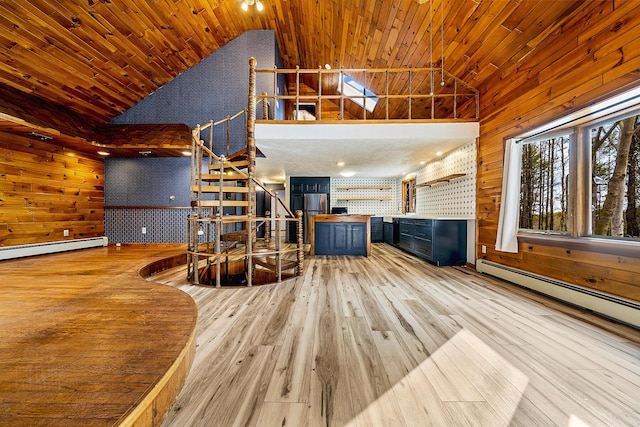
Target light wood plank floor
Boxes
[152,243,640,427]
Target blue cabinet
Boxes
[395,218,466,266]
[384,220,399,244]
[314,222,367,256]
[371,217,383,242]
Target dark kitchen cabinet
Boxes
[383,221,398,245]
[314,222,367,256]
[394,218,466,266]
[288,176,331,242]
[370,217,383,242]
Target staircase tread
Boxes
[253,257,297,270]
[191,186,249,193]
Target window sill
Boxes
[518,232,640,258]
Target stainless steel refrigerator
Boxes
[303,193,328,243]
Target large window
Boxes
[519,134,571,233]
[590,115,640,238]
[517,110,640,241]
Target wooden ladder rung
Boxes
[201,173,249,181]
[215,160,250,169]
[191,200,256,208]
[191,186,249,193]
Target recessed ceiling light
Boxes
[182,151,192,156]
[27,131,52,140]
[337,161,345,166]
[420,161,426,165]
[340,170,355,177]
[97,151,110,156]
[436,151,443,156]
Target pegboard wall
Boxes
[415,141,476,218]
[331,178,399,215]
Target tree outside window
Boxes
[519,135,571,233]
[519,112,640,240]
[591,115,640,238]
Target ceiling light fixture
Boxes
[337,161,345,166]
[97,151,110,156]
[182,150,192,156]
[27,131,52,140]
[241,0,264,12]
[340,170,355,177]
[436,151,443,156]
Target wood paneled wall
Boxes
[476,1,640,302]
[0,131,104,246]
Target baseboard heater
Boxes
[476,259,640,328]
[0,237,108,261]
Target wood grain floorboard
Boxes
[151,243,640,427]
[0,244,197,426]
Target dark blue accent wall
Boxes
[105,158,191,206]
[110,30,281,155]
[104,31,285,243]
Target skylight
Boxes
[338,73,378,113]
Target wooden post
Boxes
[248,57,257,218]
[317,66,322,120]
[262,91,268,120]
[247,57,258,287]
[215,215,221,288]
[275,213,282,282]
[187,214,194,282]
[296,210,304,276]
[264,210,271,247]
[246,215,253,287]
[192,214,200,285]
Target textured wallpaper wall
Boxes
[105,31,282,243]
[105,157,192,243]
[415,141,476,219]
[110,30,281,155]
[330,178,399,216]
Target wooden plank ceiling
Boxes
[0,0,585,156]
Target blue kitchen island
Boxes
[309,214,371,256]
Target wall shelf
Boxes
[336,186,392,190]
[337,197,392,201]
[417,173,466,187]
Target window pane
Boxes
[591,114,640,239]
[519,135,571,233]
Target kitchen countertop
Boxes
[382,215,475,222]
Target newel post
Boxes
[296,210,304,276]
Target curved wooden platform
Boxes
[0,244,197,426]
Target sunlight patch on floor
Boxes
[346,328,530,426]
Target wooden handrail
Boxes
[255,65,479,120]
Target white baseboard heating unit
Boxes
[476,259,640,328]
[0,237,108,261]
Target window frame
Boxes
[510,87,640,255]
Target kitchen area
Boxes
[286,139,476,266]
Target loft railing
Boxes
[253,62,479,121]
